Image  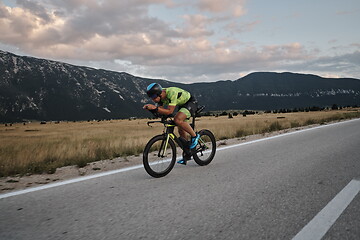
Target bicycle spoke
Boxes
[192,130,216,166]
[143,135,176,178]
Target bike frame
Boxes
[147,105,206,158]
[143,106,215,177]
[162,120,192,157]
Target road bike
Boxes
[143,106,216,178]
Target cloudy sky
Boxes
[0,0,359,83]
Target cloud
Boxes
[16,0,52,23]
[336,9,360,15]
[278,51,360,79]
[0,0,316,82]
[197,0,246,17]
[1,0,245,63]
[177,14,214,38]
[127,42,313,82]
[1,0,359,83]
[225,20,260,34]
[0,0,179,54]
[0,3,47,44]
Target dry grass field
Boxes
[1,108,359,177]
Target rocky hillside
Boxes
[1,50,359,122]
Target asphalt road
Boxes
[1,119,360,240]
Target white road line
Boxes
[0,165,143,200]
[0,118,359,199]
[292,179,360,240]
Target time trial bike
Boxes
[143,106,216,178]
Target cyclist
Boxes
[143,83,200,164]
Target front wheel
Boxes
[143,135,177,178]
[192,129,216,166]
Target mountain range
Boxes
[1,50,359,122]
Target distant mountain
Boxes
[192,72,360,111]
[1,50,359,122]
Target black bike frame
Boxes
[148,105,205,158]
[164,121,192,156]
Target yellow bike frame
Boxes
[162,123,176,156]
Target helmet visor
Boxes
[149,94,158,99]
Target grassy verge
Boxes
[205,110,360,140]
[1,109,359,177]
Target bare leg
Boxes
[174,112,196,137]
[178,127,188,139]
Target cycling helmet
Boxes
[146,83,162,98]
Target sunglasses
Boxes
[150,94,159,99]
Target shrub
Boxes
[268,121,283,132]
[235,129,246,138]
[290,121,300,128]
[305,119,317,125]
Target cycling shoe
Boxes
[189,133,200,149]
[177,159,187,165]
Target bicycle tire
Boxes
[143,135,177,178]
[192,129,216,166]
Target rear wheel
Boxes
[143,135,176,178]
[192,129,216,166]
